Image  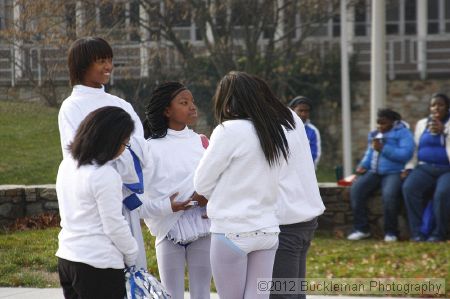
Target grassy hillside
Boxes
[0,101,335,184]
[0,101,61,184]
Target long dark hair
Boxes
[251,74,295,130]
[213,71,291,166]
[143,81,187,139]
[68,37,113,87]
[69,106,134,167]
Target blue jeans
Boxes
[350,172,402,235]
[402,164,450,240]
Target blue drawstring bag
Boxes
[420,200,435,237]
[125,266,171,299]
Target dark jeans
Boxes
[58,258,125,299]
[270,217,318,299]
[350,171,402,236]
[402,164,450,240]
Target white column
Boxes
[346,2,355,54]
[417,0,427,79]
[274,0,284,42]
[370,0,386,130]
[13,0,22,80]
[340,0,352,177]
[75,1,84,37]
[139,4,150,77]
[125,2,131,41]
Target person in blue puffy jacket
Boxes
[347,109,415,242]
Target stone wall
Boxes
[317,183,410,239]
[0,185,59,228]
[0,184,410,239]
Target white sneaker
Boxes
[384,235,398,242]
[347,231,370,240]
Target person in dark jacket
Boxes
[402,93,450,242]
[347,109,415,242]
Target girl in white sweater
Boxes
[56,106,138,299]
[141,82,211,299]
[58,37,148,269]
[194,71,295,299]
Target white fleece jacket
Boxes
[58,84,144,158]
[56,159,138,269]
[141,127,206,244]
[277,111,325,225]
[194,119,283,233]
[57,84,149,269]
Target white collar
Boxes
[72,84,106,95]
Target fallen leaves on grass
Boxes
[7,213,60,232]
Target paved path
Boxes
[0,288,421,299]
[0,288,218,299]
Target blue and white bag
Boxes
[125,266,171,299]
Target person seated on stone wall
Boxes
[402,93,450,242]
[347,108,414,242]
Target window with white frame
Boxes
[386,0,400,35]
[428,0,439,34]
[354,0,370,36]
[427,0,450,34]
[404,0,416,34]
[354,0,416,36]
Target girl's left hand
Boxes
[191,192,208,207]
[372,139,384,152]
[428,119,444,134]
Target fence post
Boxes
[38,48,42,86]
[388,40,395,80]
[10,46,15,87]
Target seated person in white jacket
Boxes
[56,106,138,299]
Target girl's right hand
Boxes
[170,192,192,212]
[400,169,411,180]
[355,167,367,174]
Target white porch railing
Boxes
[1,35,450,86]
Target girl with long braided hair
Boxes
[141,82,212,299]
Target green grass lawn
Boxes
[0,228,448,296]
[0,101,61,184]
[0,101,335,184]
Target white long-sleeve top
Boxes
[277,111,326,225]
[57,84,148,269]
[56,159,138,269]
[141,127,206,243]
[58,84,144,158]
[194,119,283,233]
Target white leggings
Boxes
[210,233,278,299]
[156,235,212,299]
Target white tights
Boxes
[210,233,278,299]
[156,235,212,299]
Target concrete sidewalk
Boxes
[0,288,423,299]
[0,288,217,298]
